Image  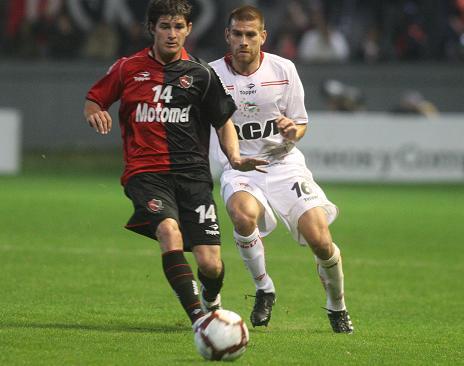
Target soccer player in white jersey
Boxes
[209,5,353,333]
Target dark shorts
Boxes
[123,172,221,251]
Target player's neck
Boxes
[232,57,261,76]
[151,46,181,65]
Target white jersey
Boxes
[210,52,308,170]
[210,52,338,243]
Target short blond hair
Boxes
[228,5,265,31]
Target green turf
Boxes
[1,158,463,365]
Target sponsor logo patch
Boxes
[238,182,252,190]
[135,103,191,123]
[235,238,258,249]
[205,223,220,235]
[239,89,257,95]
[134,71,151,82]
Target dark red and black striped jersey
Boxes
[86,47,236,185]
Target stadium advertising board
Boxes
[0,109,21,174]
[303,113,464,182]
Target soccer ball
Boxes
[194,309,249,361]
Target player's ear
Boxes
[186,22,192,36]
[261,30,267,46]
[225,28,230,45]
[149,22,155,37]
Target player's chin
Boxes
[163,46,181,56]
[236,52,251,60]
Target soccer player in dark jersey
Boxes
[83,0,267,329]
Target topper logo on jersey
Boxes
[135,85,191,123]
[235,118,278,140]
[240,83,257,95]
[134,71,151,82]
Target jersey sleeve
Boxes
[283,61,308,125]
[201,66,237,129]
[86,58,125,110]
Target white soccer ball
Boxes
[194,309,249,361]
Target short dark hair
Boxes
[146,0,192,36]
[228,5,265,31]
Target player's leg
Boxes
[177,177,226,316]
[227,191,275,294]
[124,173,204,326]
[156,218,205,324]
[297,208,353,333]
[192,245,224,312]
[298,208,344,309]
[227,191,276,326]
[264,154,353,333]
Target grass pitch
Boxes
[0,153,463,365]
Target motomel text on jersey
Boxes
[135,103,191,123]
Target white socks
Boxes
[234,230,345,310]
[316,243,346,312]
[234,228,275,294]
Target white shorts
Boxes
[220,149,338,245]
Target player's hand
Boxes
[276,116,297,141]
[87,111,112,134]
[231,157,269,173]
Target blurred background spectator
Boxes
[82,22,119,60]
[390,90,440,118]
[297,3,350,63]
[1,0,464,63]
[320,79,365,111]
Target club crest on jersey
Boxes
[134,71,151,82]
[179,75,193,88]
[147,198,164,213]
[240,100,260,118]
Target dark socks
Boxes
[198,261,225,302]
[162,250,203,324]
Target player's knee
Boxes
[198,257,222,278]
[194,245,222,277]
[228,209,257,234]
[156,219,182,245]
[306,229,333,259]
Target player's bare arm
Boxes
[276,116,306,142]
[84,100,112,135]
[216,120,269,173]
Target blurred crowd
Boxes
[1,0,464,63]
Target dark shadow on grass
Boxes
[0,321,190,334]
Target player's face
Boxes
[226,18,266,69]
[151,15,192,63]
